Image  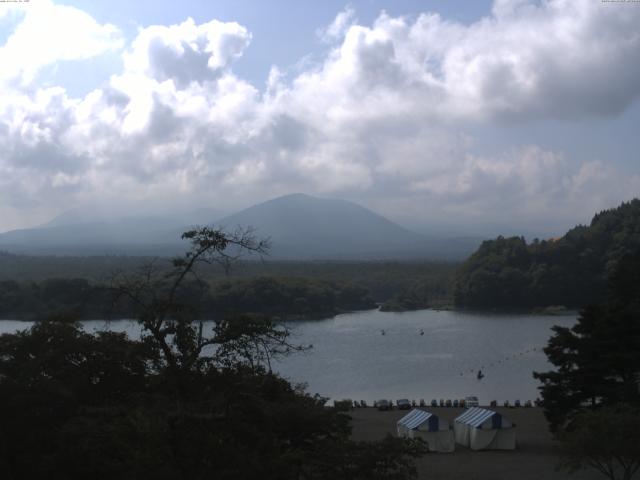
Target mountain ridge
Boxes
[0,193,481,259]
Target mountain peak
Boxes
[0,194,480,259]
[218,194,425,259]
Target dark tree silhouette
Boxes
[559,404,640,480]
[0,226,429,479]
[534,255,640,432]
[108,226,285,375]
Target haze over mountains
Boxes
[0,194,482,260]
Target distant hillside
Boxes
[0,208,224,256]
[0,275,376,321]
[218,193,419,258]
[0,194,481,259]
[453,199,640,309]
[0,217,187,255]
[217,193,479,260]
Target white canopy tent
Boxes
[396,409,455,453]
[454,407,516,450]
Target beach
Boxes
[350,407,601,480]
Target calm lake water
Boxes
[0,309,575,404]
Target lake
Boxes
[0,309,575,405]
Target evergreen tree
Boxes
[454,199,640,309]
[0,227,426,479]
[534,255,640,432]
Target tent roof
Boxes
[397,409,435,430]
[455,407,501,428]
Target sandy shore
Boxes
[350,407,601,480]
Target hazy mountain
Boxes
[217,193,481,259]
[0,194,482,259]
[0,217,184,255]
[0,208,223,256]
[42,207,222,229]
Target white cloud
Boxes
[0,0,123,85]
[296,0,640,122]
[318,7,356,43]
[0,1,639,234]
[123,17,251,87]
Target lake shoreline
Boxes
[0,304,580,322]
[0,310,576,403]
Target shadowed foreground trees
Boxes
[0,227,425,480]
[534,255,640,479]
[559,405,640,480]
[534,255,640,432]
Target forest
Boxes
[0,227,425,479]
[453,199,640,310]
[0,276,377,321]
[2,199,639,318]
[0,254,457,320]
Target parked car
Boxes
[465,396,479,408]
[397,399,411,410]
[439,399,445,407]
[419,399,426,407]
[377,399,390,411]
[445,399,452,407]
[431,399,438,407]
[459,399,466,408]
[524,400,532,408]
[453,399,459,407]
[514,399,521,408]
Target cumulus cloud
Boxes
[0,0,123,85]
[123,18,251,87]
[408,145,640,215]
[318,7,356,43]
[296,0,640,121]
[0,0,639,233]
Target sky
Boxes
[0,0,639,237]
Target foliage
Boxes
[559,404,640,480]
[0,251,457,306]
[454,199,640,309]
[533,254,640,432]
[379,276,451,311]
[0,278,111,319]
[0,226,426,479]
[304,436,427,480]
[207,276,376,319]
[0,275,376,321]
[0,319,156,479]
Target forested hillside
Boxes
[453,199,640,309]
[0,253,456,305]
[0,276,375,321]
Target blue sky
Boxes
[0,0,638,236]
[37,1,493,96]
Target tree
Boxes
[559,404,640,480]
[533,254,640,432]
[0,318,156,479]
[454,199,640,310]
[109,226,281,376]
[0,226,427,479]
